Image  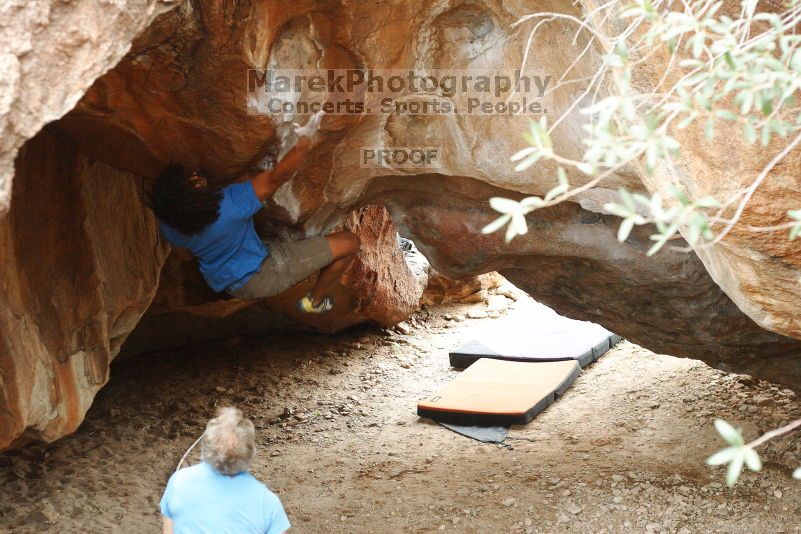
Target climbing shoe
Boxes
[298,294,334,314]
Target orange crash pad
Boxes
[417,358,580,426]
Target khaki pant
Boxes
[227,236,333,299]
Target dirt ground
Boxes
[2,287,801,533]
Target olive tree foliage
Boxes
[484,0,801,486]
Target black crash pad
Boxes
[449,316,621,369]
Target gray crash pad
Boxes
[438,422,510,443]
[449,316,621,369]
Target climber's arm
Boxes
[250,110,324,201]
[250,136,312,201]
[162,517,173,534]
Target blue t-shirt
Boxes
[159,181,268,292]
[160,462,291,534]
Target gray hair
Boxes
[200,407,256,476]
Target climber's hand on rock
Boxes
[251,113,323,201]
[292,110,325,141]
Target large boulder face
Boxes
[3,0,801,449]
[579,0,801,341]
[1,139,426,448]
[58,0,640,224]
[0,128,168,450]
[0,0,180,212]
[641,133,801,342]
[366,174,801,386]
[34,0,797,376]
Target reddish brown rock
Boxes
[337,205,426,328]
[4,0,801,452]
[0,0,180,212]
[144,204,425,334]
[117,203,427,362]
[367,174,801,387]
[421,271,505,306]
[581,0,801,341]
[0,128,168,450]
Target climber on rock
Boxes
[147,111,360,314]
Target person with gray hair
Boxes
[160,407,290,534]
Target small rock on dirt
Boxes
[394,322,411,335]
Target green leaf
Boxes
[481,213,511,235]
[692,32,705,59]
[743,448,762,472]
[715,109,738,120]
[577,162,595,175]
[557,167,569,186]
[646,112,659,132]
[687,215,703,244]
[695,196,722,208]
[726,451,745,487]
[529,116,552,150]
[511,212,528,236]
[514,154,541,172]
[615,40,629,64]
[620,188,636,211]
[525,119,544,148]
[520,196,545,209]
[669,185,690,206]
[510,146,537,161]
[504,212,528,243]
[738,91,753,114]
[774,120,790,138]
[761,124,772,146]
[618,217,636,242]
[724,52,735,69]
[789,211,801,239]
[646,222,678,256]
[604,202,633,218]
[544,169,569,202]
[743,121,757,144]
[714,419,745,447]
[677,113,697,129]
[706,446,740,466]
[633,193,651,207]
[705,118,715,141]
[489,197,521,213]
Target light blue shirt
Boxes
[159,181,268,292]
[160,462,291,534]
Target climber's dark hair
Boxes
[147,163,222,235]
